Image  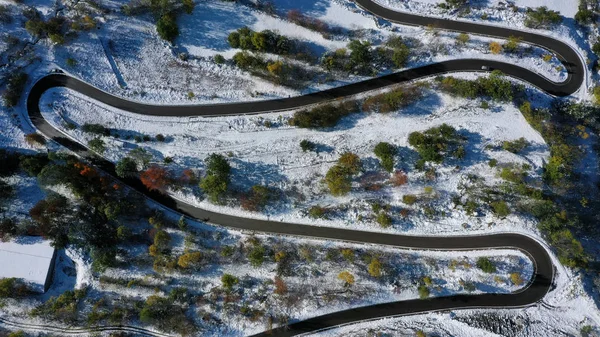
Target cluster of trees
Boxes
[325,152,362,196]
[31,288,88,322]
[574,0,596,25]
[139,293,195,334]
[2,72,27,107]
[438,71,515,101]
[0,278,30,299]
[228,27,294,56]
[24,9,68,44]
[28,153,146,271]
[290,101,357,129]
[408,124,463,167]
[362,85,422,113]
[502,137,529,153]
[524,6,561,29]
[322,36,411,75]
[232,51,312,86]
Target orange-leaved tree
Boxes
[140,165,171,192]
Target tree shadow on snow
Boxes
[230,158,289,188]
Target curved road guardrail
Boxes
[20,0,582,335]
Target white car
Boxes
[481,65,490,71]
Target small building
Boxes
[0,237,56,293]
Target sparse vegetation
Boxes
[291,101,357,129]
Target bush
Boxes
[325,164,352,196]
[300,139,316,152]
[390,170,408,186]
[2,72,28,107]
[129,147,153,169]
[476,257,496,273]
[456,32,469,45]
[228,27,294,56]
[490,200,510,217]
[338,271,355,286]
[368,257,382,277]
[503,36,521,53]
[510,272,523,285]
[575,8,594,25]
[338,152,362,175]
[488,159,498,167]
[82,123,110,136]
[348,39,371,70]
[20,154,49,176]
[24,133,46,146]
[489,41,502,54]
[155,134,165,142]
[88,138,106,153]
[439,72,513,101]
[402,194,417,205]
[211,55,225,66]
[140,166,171,192]
[31,288,87,321]
[0,278,27,298]
[525,6,561,28]
[291,102,356,129]
[308,205,328,219]
[177,251,202,269]
[502,137,528,153]
[374,142,396,172]
[156,13,178,42]
[241,185,273,212]
[408,124,461,164]
[362,86,421,113]
[287,9,329,35]
[376,212,392,228]
[221,273,239,291]
[418,285,430,299]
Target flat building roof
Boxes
[0,237,55,292]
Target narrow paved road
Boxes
[22,1,581,335]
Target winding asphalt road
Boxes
[21,1,584,336]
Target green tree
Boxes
[337,152,362,175]
[115,157,138,178]
[221,273,239,291]
[374,142,397,172]
[325,164,352,196]
[348,40,371,69]
[156,13,178,42]
[248,245,266,267]
[476,257,496,273]
[88,138,106,154]
[182,0,194,14]
[490,200,510,217]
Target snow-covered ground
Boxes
[1,0,600,335]
[40,84,547,237]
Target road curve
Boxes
[21,1,577,336]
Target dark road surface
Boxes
[24,1,580,335]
